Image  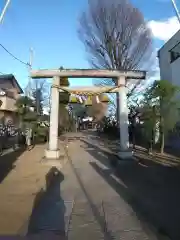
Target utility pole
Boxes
[171,0,180,24]
[25,48,33,97]
[0,0,11,24]
[28,47,33,92]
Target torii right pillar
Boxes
[117,76,132,159]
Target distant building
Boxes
[158,30,180,91]
[0,74,23,126]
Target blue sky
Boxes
[0,0,180,90]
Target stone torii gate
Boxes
[31,69,146,160]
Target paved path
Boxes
[94,132,180,240]
[57,132,163,239]
[0,132,171,239]
[0,142,68,236]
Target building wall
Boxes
[0,111,4,123]
[159,31,180,149]
[0,78,21,112]
[171,57,180,86]
[0,96,18,112]
[0,111,19,126]
[0,79,14,90]
[0,78,21,126]
[158,30,180,83]
[4,111,19,126]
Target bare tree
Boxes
[78,0,153,119]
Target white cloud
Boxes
[148,16,180,41]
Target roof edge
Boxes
[158,29,180,55]
[0,74,23,94]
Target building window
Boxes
[170,50,180,63]
[170,42,180,63]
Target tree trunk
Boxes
[147,131,153,154]
[132,134,136,149]
[116,93,120,124]
[159,112,164,154]
[148,141,153,154]
[160,130,165,154]
[159,119,164,154]
[19,115,24,129]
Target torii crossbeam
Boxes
[31,68,146,161]
[57,86,124,94]
[31,69,145,79]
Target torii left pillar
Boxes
[45,76,60,159]
[117,76,132,159]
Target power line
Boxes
[0,1,31,67]
[171,0,180,24]
[0,43,30,66]
[0,1,30,74]
[0,0,11,24]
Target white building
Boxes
[158,29,180,87]
[158,30,180,148]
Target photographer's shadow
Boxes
[27,167,66,238]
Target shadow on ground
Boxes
[0,147,25,184]
[92,132,180,168]
[95,130,180,163]
[82,138,180,240]
[27,167,67,239]
[134,148,180,167]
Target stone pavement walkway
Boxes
[61,132,164,239]
[94,133,180,239]
[0,132,171,239]
[0,142,67,236]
